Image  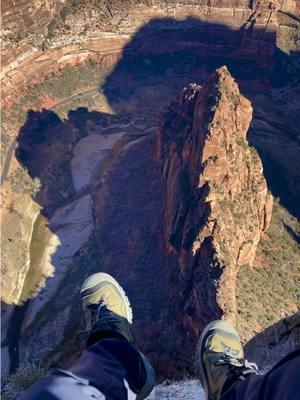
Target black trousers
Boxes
[21,340,300,400]
[21,339,148,400]
[221,349,300,400]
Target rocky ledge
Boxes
[245,311,300,370]
[158,66,273,338]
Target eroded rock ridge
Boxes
[158,66,273,335]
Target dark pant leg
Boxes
[221,349,300,400]
[70,338,147,397]
[20,338,147,400]
[20,371,105,400]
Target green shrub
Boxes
[236,137,248,150]
[8,168,41,197]
[236,200,300,342]
[2,365,46,400]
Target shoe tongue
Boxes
[210,335,243,358]
[222,343,240,358]
[87,302,106,319]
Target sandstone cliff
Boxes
[3,0,296,111]
[158,66,273,334]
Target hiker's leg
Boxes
[220,349,300,400]
[20,273,155,400]
[21,337,153,400]
[20,369,103,400]
[69,338,153,398]
[197,319,300,400]
[196,320,259,400]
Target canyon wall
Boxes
[280,0,300,15]
[2,0,65,38]
[158,66,273,334]
[245,312,300,369]
[0,0,284,110]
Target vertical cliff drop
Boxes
[158,66,273,337]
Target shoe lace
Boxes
[76,301,107,344]
[215,353,259,380]
[88,301,106,323]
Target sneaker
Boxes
[79,272,155,399]
[80,272,133,343]
[196,320,259,400]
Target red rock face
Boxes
[158,66,273,331]
[1,0,284,109]
[280,0,300,16]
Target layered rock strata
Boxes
[1,0,283,109]
[158,66,273,332]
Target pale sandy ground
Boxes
[71,133,124,191]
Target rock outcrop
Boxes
[245,312,300,369]
[158,66,273,333]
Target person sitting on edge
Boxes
[20,273,300,400]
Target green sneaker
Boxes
[196,320,259,400]
[80,272,133,343]
[79,272,155,399]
